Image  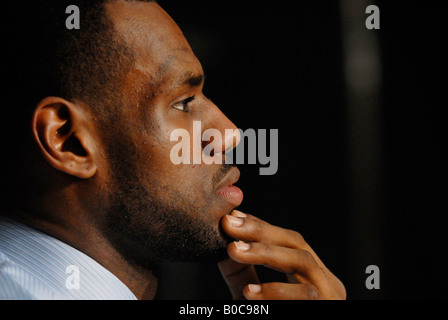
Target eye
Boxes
[173,96,195,112]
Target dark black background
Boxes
[152,0,448,300]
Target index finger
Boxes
[221,210,327,271]
[222,210,308,250]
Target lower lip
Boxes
[216,185,244,207]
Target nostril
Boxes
[201,135,216,156]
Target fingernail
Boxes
[248,284,262,294]
[232,210,247,218]
[227,215,244,227]
[234,241,251,251]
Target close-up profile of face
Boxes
[86,1,243,265]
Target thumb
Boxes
[218,258,259,300]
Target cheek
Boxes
[136,104,219,200]
[133,127,207,193]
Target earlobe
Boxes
[32,97,97,179]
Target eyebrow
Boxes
[136,70,206,108]
[176,71,205,89]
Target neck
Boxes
[4,206,158,300]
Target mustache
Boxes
[212,164,236,188]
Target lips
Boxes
[215,167,244,207]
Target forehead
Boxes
[105,1,203,87]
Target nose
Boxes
[222,118,241,154]
[201,103,241,160]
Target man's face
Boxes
[95,1,242,265]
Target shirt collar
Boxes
[0,215,137,300]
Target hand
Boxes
[218,210,346,300]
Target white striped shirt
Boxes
[0,216,137,300]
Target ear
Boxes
[32,97,97,179]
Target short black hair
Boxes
[2,0,157,119]
[0,0,154,197]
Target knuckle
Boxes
[288,229,305,245]
[300,249,315,264]
[294,249,318,273]
[304,284,321,300]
